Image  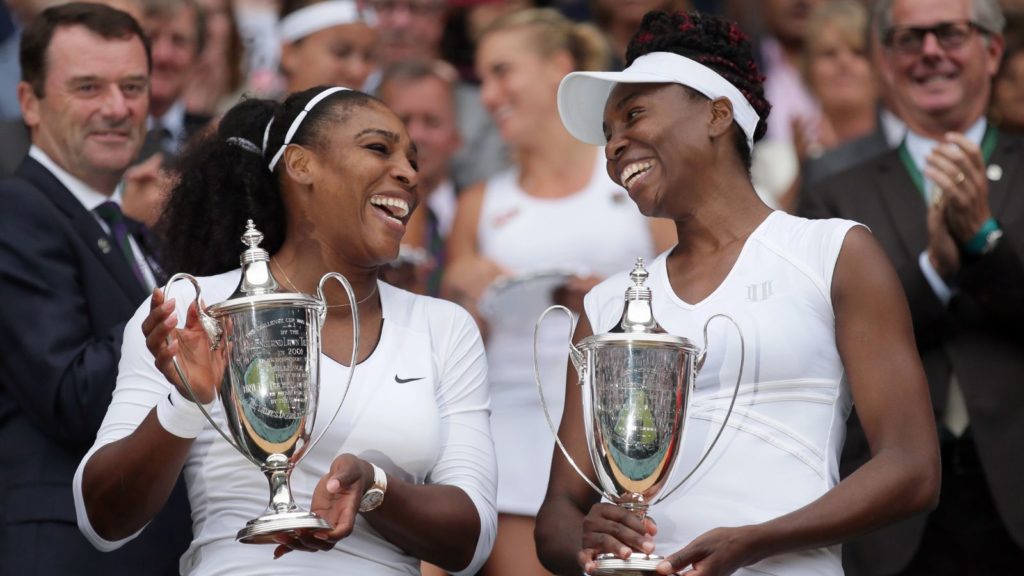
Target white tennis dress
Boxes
[584,211,859,575]
[478,150,657,515]
[73,271,497,576]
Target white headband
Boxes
[278,1,375,43]
[557,52,760,151]
[267,86,351,172]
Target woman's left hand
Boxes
[272,454,374,559]
[654,525,759,575]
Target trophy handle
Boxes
[161,273,255,462]
[653,313,745,505]
[534,305,616,501]
[303,272,361,455]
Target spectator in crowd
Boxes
[184,0,247,115]
[278,0,376,94]
[444,9,673,576]
[0,4,191,574]
[365,0,509,189]
[776,0,880,211]
[800,1,909,195]
[378,59,463,295]
[539,9,939,576]
[990,36,1024,132]
[138,0,209,155]
[748,0,824,207]
[802,0,1024,573]
[588,0,689,68]
[74,86,498,576]
[0,0,144,176]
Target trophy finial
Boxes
[616,256,664,334]
[629,257,649,288]
[236,220,280,295]
[241,219,264,250]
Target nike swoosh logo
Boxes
[394,375,425,384]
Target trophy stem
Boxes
[236,453,331,544]
[264,454,299,515]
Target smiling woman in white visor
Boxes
[536,10,940,576]
[278,0,377,93]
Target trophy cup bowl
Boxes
[164,221,360,544]
[535,259,744,575]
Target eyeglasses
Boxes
[885,20,987,55]
[369,0,445,16]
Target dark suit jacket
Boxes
[802,128,891,191]
[0,157,191,575]
[800,130,1024,576]
[0,119,28,178]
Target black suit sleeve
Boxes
[0,185,125,450]
[956,226,1024,329]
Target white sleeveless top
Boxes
[479,150,657,514]
[584,211,859,575]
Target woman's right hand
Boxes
[578,502,658,574]
[142,288,222,404]
[441,255,507,305]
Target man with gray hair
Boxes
[803,0,1024,573]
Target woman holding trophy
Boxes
[72,87,497,575]
[535,11,940,576]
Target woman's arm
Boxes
[277,306,498,574]
[76,289,220,543]
[440,182,507,333]
[653,226,940,575]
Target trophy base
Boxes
[236,511,332,544]
[591,553,664,576]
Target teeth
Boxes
[370,196,410,219]
[621,161,653,190]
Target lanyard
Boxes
[897,127,999,199]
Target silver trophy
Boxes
[535,258,744,575]
[164,220,360,544]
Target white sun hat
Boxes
[557,51,759,151]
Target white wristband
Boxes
[156,386,212,439]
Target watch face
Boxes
[360,489,384,512]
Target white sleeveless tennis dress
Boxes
[584,211,859,575]
[479,150,657,515]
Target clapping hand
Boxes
[924,133,992,244]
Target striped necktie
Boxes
[94,201,146,287]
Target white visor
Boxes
[278,1,375,43]
[557,52,759,151]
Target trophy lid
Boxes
[580,258,696,351]
[207,220,323,316]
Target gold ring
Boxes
[955,171,966,184]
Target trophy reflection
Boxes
[535,258,744,575]
[164,221,360,544]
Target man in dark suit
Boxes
[801,0,1024,574]
[0,4,190,575]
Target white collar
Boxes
[904,117,986,172]
[28,145,122,210]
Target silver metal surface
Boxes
[163,221,360,544]
[535,258,746,573]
